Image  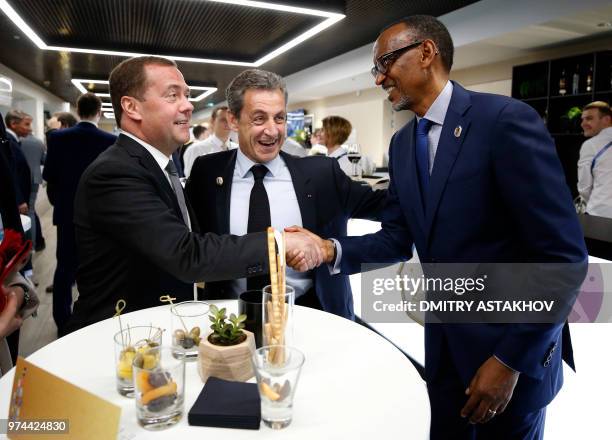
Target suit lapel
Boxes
[118,134,179,215]
[424,83,472,241]
[216,150,237,234]
[281,151,316,230]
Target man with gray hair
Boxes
[186,69,386,318]
[4,110,32,217]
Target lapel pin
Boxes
[216,177,223,186]
[454,125,462,138]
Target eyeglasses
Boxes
[370,40,424,78]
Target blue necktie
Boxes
[415,118,433,207]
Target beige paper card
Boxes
[7,357,121,439]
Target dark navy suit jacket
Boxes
[338,82,587,414]
[43,122,116,225]
[185,150,387,320]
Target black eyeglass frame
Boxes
[370,40,424,78]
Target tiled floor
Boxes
[18,186,78,357]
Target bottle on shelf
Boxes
[586,65,593,93]
[572,64,579,94]
[559,69,567,96]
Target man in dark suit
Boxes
[43,93,116,335]
[300,16,587,439]
[4,111,32,219]
[185,69,386,320]
[0,112,26,364]
[68,56,321,332]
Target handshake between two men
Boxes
[283,227,333,272]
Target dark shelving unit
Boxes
[512,50,612,198]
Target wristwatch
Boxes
[9,282,30,306]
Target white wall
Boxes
[290,33,611,165]
[0,62,67,139]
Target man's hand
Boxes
[18,203,28,215]
[461,356,519,424]
[285,226,335,264]
[284,227,325,272]
[0,288,25,338]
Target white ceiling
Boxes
[194,0,612,119]
[286,0,612,103]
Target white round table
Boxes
[0,302,429,439]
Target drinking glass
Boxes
[262,285,294,348]
[114,325,162,397]
[170,301,209,360]
[346,143,362,178]
[252,345,305,429]
[133,346,185,430]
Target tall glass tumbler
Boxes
[114,325,163,397]
[133,346,185,430]
[262,285,294,349]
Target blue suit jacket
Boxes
[185,150,387,320]
[43,122,116,225]
[339,82,587,414]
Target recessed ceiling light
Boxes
[71,79,217,102]
[0,77,13,93]
[103,112,115,119]
[0,0,345,67]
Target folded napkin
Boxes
[188,376,261,430]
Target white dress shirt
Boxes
[120,130,191,229]
[229,148,312,298]
[416,80,453,174]
[578,126,612,218]
[183,134,238,177]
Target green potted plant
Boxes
[197,305,256,382]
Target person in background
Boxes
[178,124,209,171]
[4,111,32,218]
[0,112,33,368]
[43,93,116,336]
[577,101,612,218]
[281,135,308,157]
[183,106,236,176]
[48,112,78,131]
[309,128,327,156]
[193,124,209,141]
[20,133,46,251]
[322,115,376,176]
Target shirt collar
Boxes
[120,130,172,171]
[416,80,453,126]
[328,146,348,158]
[79,120,98,127]
[235,147,284,178]
[599,126,612,137]
[6,128,18,140]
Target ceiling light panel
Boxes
[71,79,217,102]
[0,0,345,67]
